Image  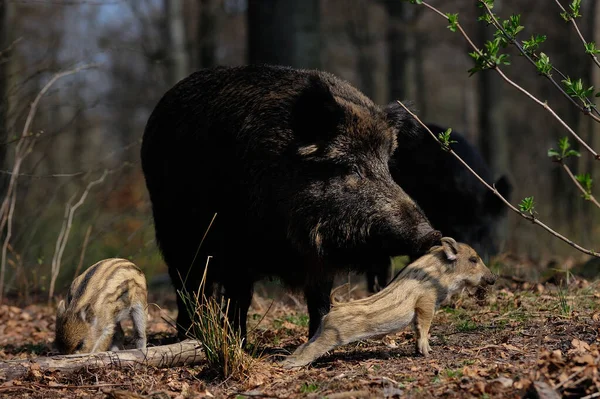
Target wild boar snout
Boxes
[482,270,497,286]
[416,224,442,253]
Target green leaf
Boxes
[585,42,600,55]
[550,137,581,161]
[519,196,536,216]
[535,52,552,76]
[522,34,546,54]
[438,128,458,151]
[446,13,459,32]
[559,137,570,153]
[561,0,582,20]
[569,0,582,18]
[478,0,495,10]
[562,76,595,100]
[565,149,581,158]
[575,173,593,199]
[547,149,560,158]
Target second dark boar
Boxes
[367,121,512,292]
[140,65,441,341]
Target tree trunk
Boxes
[578,0,600,249]
[386,1,417,104]
[165,0,190,84]
[247,0,321,69]
[346,0,375,100]
[477,0,509,246]
[0,340,205,381]
[198,0,219,68]
[0,0,10,197]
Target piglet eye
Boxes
[469,256,478,264]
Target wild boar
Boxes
[280,237,496,368]
[54,258,148,354]
[140,64,441,342]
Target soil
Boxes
[0,269,599,399]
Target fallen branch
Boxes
[0,339,204,382]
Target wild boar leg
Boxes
[281,321,343,368]
[91,321,116,353]
[304,278,334,338]
[131,303,148,349]
[110,323,125,351]
[414,293,435,356]
[222,277,254,344]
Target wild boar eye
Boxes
[352,165,364,178]
[469,256,478,264]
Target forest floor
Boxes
[0,256,599,399]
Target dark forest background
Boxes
[1,0,598,302]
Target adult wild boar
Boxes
[140,65,441,341]
[366,120,512,293]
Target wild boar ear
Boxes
[56,300,66,318]
[79,304,91,323]
[292,75,344,144]
[441,237,458,261]
[384,101,426,150]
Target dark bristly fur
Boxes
[281,237,496,368]
[140,64,441,342]
[54,258,148,354]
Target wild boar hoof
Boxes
[417,340,431,357]
[279,357,307,369]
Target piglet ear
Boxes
[441,237,458,261]
[56,300,66,318]
[292,75,344,144]
[79,304,92,323]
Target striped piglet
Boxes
[54,258,148,354]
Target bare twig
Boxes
[74,225,93,279]
[48,169,108,302]
[396,100,599,257]
[0,64,98,300]
[553,0,600,69]
[0,189,17,301]
[0,37,23,59]
[555,366,585,389]
[581,391,600,399]
[419,1,599,160]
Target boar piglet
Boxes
[280,237,496,368]
[54,258,148,354]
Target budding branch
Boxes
[396,101,599,258]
